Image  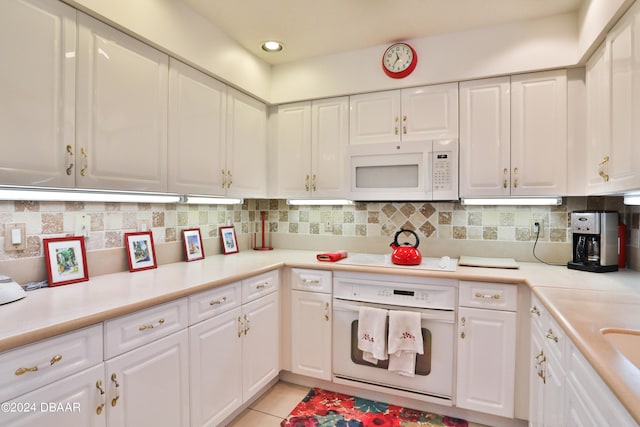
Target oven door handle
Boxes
[332,298,455,323]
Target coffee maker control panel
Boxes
[572,212,600,234]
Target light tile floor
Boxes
[226,381,488,427]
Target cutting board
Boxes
[458,256,520,269]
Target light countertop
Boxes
[1,249,639,422]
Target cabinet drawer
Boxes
[0,324,103,403]
[104,298,188,359]
[242,270,280,303]
[188,281,241,325]
[292,269,332,293]
[459,281,518,311]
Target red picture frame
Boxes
[219,226,239,255]
[182,228,205,262]
[124,231,158,272]
[43,236,89,286]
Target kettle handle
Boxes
[392,229,420,248]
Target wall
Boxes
[2,196,638,285]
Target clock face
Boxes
[382,43,417,78]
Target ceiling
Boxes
[181,0,585,65]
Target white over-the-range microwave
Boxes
[348,139,458,201]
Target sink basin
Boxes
[601,328,640,369]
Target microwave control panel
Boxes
[432,139,458,200]
[433,152,452,191]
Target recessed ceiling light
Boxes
[261,41,283,52]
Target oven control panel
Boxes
[333,273,457,310]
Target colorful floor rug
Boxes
[281,387,468,427]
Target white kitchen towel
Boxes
[357,306,388,364]
[387,310,423,377]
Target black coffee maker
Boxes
[567,211,619,273]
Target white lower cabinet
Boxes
[290,269,333,381]
[2,363,105,427]
[456,281,517,418]
[189,272,280,427]
[529,295,566,427]
[104,328,190,427]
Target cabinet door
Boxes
[349,90,401,144]
[529,324,545,427]
[312,97,349,198]
[0,0,76,188]
[189,307,242,427]
[168,59,226,196]
[511,70,567,196]
[226,88,267,198]
[291,290,332,380]
[459,77,511,197]
[585,42,611,193]
[274,102,312,198]
[401,83,458,141]
[456,307,516,418]
[105,330,189,427]
[242,291,279,400]
[607,6,640,193]
[2,364,105,427]
[76,13,168,192]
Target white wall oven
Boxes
[332,272,457,406]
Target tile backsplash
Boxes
[0,197,638,275]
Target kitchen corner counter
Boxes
[1,249,639,423]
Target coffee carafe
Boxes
[567,211,618,273]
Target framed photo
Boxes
[182,228,205,262]
[125,231,157,272]
[219,226,239,255]
[43,236,89,287]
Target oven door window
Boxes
[349,320,432,376]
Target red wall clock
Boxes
[382,43,418,78]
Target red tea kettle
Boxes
[390,229,422,265]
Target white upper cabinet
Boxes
[401,83,459,141]
[586,1,640,195]
[586,43,611,194]
[460,70,567,197]
[225,88,267,198]
[168,59,227,196]
[76,13,169,192]
[0,0,76,187]
[459,77,511,197]
[511,70,567,196]
[349,83,458,145]
[274,97,349,198]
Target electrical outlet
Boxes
[4,223,26,251]
[324,220,333,232]
[74,213,91,238]
[531,219,544,238]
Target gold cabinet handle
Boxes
[513,167,519,188]
[305,174,310,191]
[243,314,250,335]
[302,278,321,284]
[255,282,268,290]
[599,171,610,182]
[394,116,399,135]
[139,318,165,331]
[80,147,88,176]
[503,168,509,188]
[460,331,466,339]
[530,306,541,316]
[209,296,227,306]
[537,369,546,384]
[110,373,120,407]
[15,354,63,376]
[221,169,227,188]
[475,292,501,300]
[226,169,232,188]
[324,302,330,322]
[311,174,317,192]
[237,316,244,338]
[403,115,407,134]
[66,144,74,175]
[96,380,105,415]
[460,316,466,326]
[598,155,610,166]
[545,329,559,343]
